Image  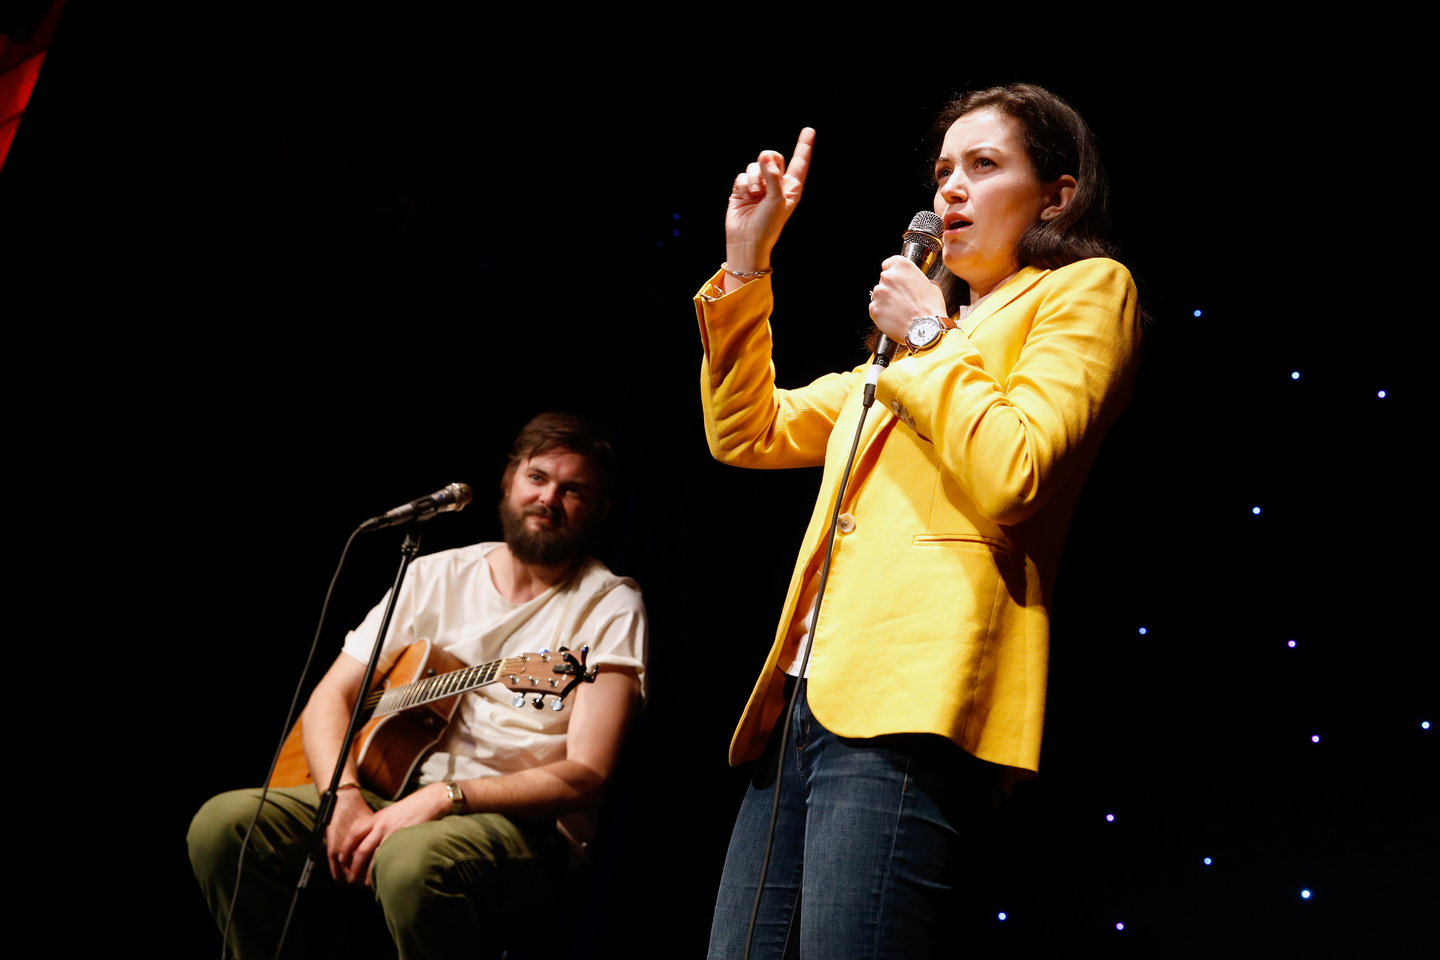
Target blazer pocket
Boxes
[912,534,1015,558]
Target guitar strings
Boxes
[370,658,509,715]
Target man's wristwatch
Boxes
[442,780,465,816]
[905,315,957,353]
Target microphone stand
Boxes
[273,518,430,960]
[742,357,886,960]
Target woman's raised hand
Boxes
[724,128,816,281]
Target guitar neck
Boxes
[362,656,507,718]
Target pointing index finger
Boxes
[787,127,816,187]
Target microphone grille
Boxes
[445,482,474,511]
[905,211,943,241]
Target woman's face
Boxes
[933,109,1063,299]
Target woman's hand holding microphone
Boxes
[868,257,949,346]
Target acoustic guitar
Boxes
[269,640,595,799]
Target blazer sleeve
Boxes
[695,268,860,469]
[872,258,1140,525]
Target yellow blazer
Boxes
[695,258,1141,775]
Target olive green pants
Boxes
[188,784,564,960]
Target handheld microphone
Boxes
[863,211,944,406]
[360,482,473,532]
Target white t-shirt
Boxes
[341,542,648,787]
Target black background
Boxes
[3,5,1435,958]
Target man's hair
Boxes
[501,412,615,501]
[930,83,1118,312]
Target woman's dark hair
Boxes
[930,83,1117,311]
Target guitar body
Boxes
[269,639,468,800]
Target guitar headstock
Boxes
[498,645,597,711]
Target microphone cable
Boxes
[741,381,880,960]
[741,211,941,959]
[218,523,363,960]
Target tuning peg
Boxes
[511,694,526,708]
[550,699,565,712]
[531,695,545,709]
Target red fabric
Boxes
[0,0,65,174]
[0,51,46,125]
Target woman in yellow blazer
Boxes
[700,85,1141,960]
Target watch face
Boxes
[909,317,943,348]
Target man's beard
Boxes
[499,498,589,567]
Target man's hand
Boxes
[334,782,451,886]
[326,788,377,884]
[305,656,640,887]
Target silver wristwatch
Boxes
[442,780,465,816]
[905,315,957,353]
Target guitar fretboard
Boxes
[363,657,508,717]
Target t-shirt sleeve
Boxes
[575,580,649,706]
[341,579,419,674]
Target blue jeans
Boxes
[708,679,998,960]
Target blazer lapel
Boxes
[960,267,1048,340]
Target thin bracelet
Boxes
[321,782,361,801]
[722,262,773,279]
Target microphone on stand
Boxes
[360,482,473,532]
[863,211,944,407]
